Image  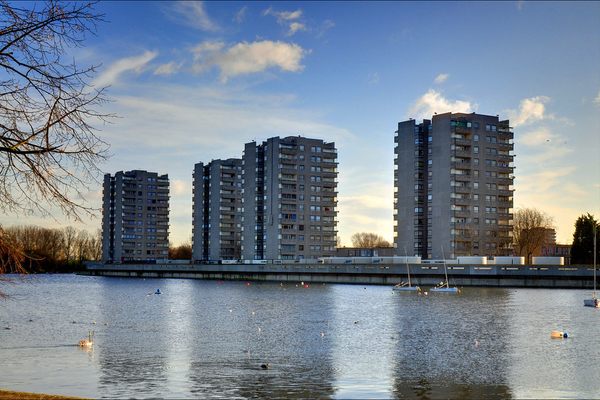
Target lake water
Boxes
[0,274,599,399]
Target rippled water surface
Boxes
[1,274,599,399]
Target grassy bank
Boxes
[0,390,86,400]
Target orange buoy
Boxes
[551,330,568,339]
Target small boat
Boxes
[430,247,460,294]
[430,282,460,293]
[393,281,420,292]
[155,289,161,295]
[584,223,598,308]
[393,248,421,292]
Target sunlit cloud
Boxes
[507,95,550,127]
[93,50,157,87]
[165,1,220,32]
[519,127,557,146]
[191,40,307,82]
[288,22,307,36]
[263,7,306,36]
[154,61,181,76]
[434,73,449,84]
[407,89,475,120]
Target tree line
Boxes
[1,225,101,273]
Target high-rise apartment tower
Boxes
[192,159,243,262]
[241,136,338,261]
[394,112,514,259]
[102,170,170,263]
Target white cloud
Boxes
[166,1,219,32]
[408,89,475,120]
[93,50,158,87]
[507,96,550,127]
[434,73,449,84]
[263,7,303,21]
[594,89,600,106]
[154,61,181,76]
[263,7,306,36]
[519,127,557,146]
[234,6,247,23]
[191,40,307,82]
[288,22,306,36]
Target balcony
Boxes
[452,185,471,194]
[497,141,514,150]
[452,210,470,218]
[452,137,472,147]
[453,148,472,158]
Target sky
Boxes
[3,1,600,246]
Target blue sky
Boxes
[4,1,600,246]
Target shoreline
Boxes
[0,390,86,400]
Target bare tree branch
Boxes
[0,1,111,276]
[350,232,392,248]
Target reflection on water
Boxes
[391,289,513,399]
[1,275,599,399]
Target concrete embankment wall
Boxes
[80,262,598,289]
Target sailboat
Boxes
[584,223,599,308]
[430,247,460,293]
[393,249,420,292]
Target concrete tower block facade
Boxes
[241,136,338,261]
[192,159,243,262]
[102,170,169,263]
[394,113,514,259]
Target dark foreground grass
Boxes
[0,390,87,400]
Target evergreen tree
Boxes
[571,214,599,264]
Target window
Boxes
[474,134,479,141]
[473,182,479,189]
[473,206,479,213]
[474,146,479,154]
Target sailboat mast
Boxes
[594,221,597,297]
[441,246,449,288]
[404,247,411,287]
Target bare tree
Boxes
[350,232,392,248]
[513,208,554,264]
[169,242,192,260]
[63,226,77,263]
[0,1,110,274]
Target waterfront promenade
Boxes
[83,261,597,289]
